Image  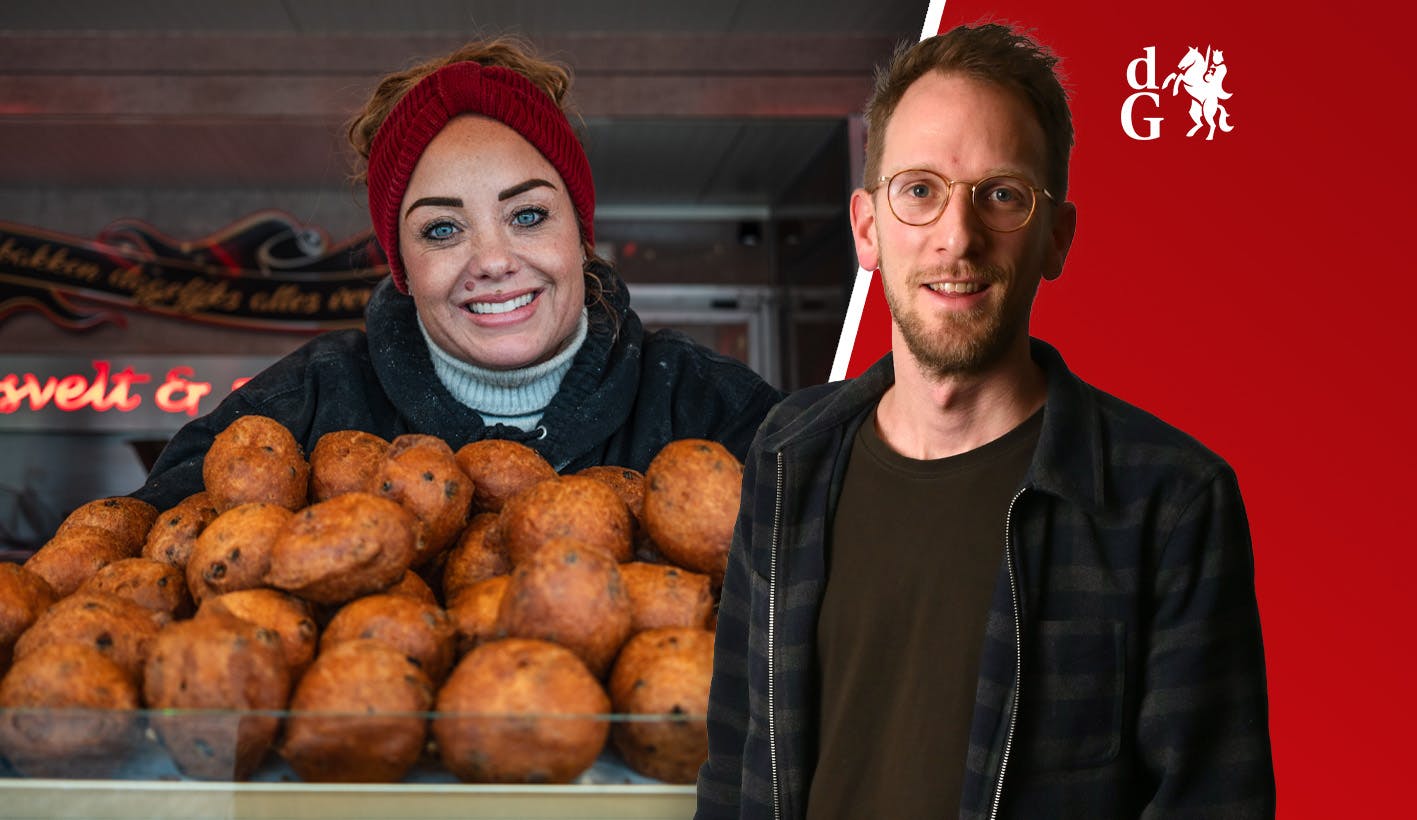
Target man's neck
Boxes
[875,338,1047,461]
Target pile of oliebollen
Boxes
[0,415,743,785]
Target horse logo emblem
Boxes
[1162,46,1234,140]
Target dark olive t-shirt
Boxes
[806,405,1042,819]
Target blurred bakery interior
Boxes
[0,0,923,553]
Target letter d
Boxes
[1127,46,1157,90]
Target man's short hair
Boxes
[863,23,1074,201]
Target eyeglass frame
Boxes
[871,169,1056,233]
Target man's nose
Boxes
[930,181,986,259]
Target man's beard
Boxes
[882,263,1026,379]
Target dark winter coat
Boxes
[133,265,784,511]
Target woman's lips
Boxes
[461,289,541,326]
[466,291,536,315]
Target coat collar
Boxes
[532,261,644,468]
[765,338,1106,512]
[1026,338,1106,512]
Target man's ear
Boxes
[850,187,881,272]
[1042,199,1077,282]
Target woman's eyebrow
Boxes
[404,196,461,219]
[499,178,556,201]
[403,179,555,219]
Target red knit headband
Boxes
[367,61,596,293]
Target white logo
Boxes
[1163,46,1234,139]
[1122,46,1235,141]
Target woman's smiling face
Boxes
[398,115,585,371]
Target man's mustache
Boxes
[905,263,1008,289]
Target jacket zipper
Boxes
[990,488,1026,820]
[769,450,785,820]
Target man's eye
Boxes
[512,208,547,228]
[981,180,1028,205]
[906,183,934,199]
[424,222,458,240]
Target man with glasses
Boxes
[697,23,1274,820]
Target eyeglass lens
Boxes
[887,170,1036,231]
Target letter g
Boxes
[1121,92,1163,141]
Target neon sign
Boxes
[0,356,272,432]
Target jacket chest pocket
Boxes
[1016,619,1125,771]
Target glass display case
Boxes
[0,707,698,819]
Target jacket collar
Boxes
[765,338,1106,512]
[1027,338,1106,513]
[533,261,644,468]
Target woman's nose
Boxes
[467,231,519,281]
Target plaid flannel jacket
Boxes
[697,339,1274,819]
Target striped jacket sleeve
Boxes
[1137,465,1275,817]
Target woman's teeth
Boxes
[927,281,984,295]
[467,292,535,314]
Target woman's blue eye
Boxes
[513,208,547,228]
[425,222,457,240]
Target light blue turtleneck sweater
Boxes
[417,308,589,431]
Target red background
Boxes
[842,1,1417,814]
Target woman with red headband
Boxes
[132,38,783,510]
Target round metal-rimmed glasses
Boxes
[874,169,1055,233]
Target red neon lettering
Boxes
[0,373,59,413]
[0,361,148,414]
[230,377,253,392]
[97,365,149,412]
[52,375,88,411]
[154,367,212,416]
